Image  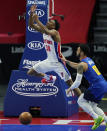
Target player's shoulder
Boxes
[78,63,84,68]
[80,62,87,65]
[79,62,88,71]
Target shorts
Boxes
[33,59,71,82]
[84,80,107,103]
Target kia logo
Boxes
[28,9,45,17]
[28,41,44,50]
[28,26,38,33]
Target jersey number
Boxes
[46,45,51,51]
[92,65,101,75]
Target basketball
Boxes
[19,112,32,125]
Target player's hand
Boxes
[30,5,39,21]
[61,56,67,63]
[66,87,72,95]
[30,5,36,13]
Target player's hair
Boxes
[79,44,90,56]
[54,20,60,30]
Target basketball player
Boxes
[63,44,107,130]
[27,5,81,96]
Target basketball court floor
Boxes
[0,84,107,131]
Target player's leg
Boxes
[77,94,99,119]
[91,102,107,122]
[87,83,107,128]
[27,60,47,77]
[27,68,55,82]
[91,81,107,124]
[27,60,56,83]
[91,101,107,130]
[27,68,45,77]
[78,92,104,130]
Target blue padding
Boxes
[4,0,78,117]
[19,0,49,71]
[4,70,78,117]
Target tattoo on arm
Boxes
[66,60,78,69]
[77,64,84,74]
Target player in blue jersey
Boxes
[27,5,81,96]
[62,44,107,130]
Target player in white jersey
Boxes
[27,5,81,96]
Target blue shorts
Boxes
[84,80,107,103]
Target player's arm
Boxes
[29,5,45,33]
[66,62,88,94]
[60,52,64,58]
[60,53,67,65]
[66,60,79,69]
[70,63,84,89]
[34,14,57,36]
[61,56,79,69]
[29,12,44,33]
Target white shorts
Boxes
[33,59,71,82]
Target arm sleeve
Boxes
[70,73,83,90]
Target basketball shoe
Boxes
[41,75,56,83]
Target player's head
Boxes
[46,19,60,30]
[76,44,90,58]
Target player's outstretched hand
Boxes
[30,5,38,21]
[30,5,36,13]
